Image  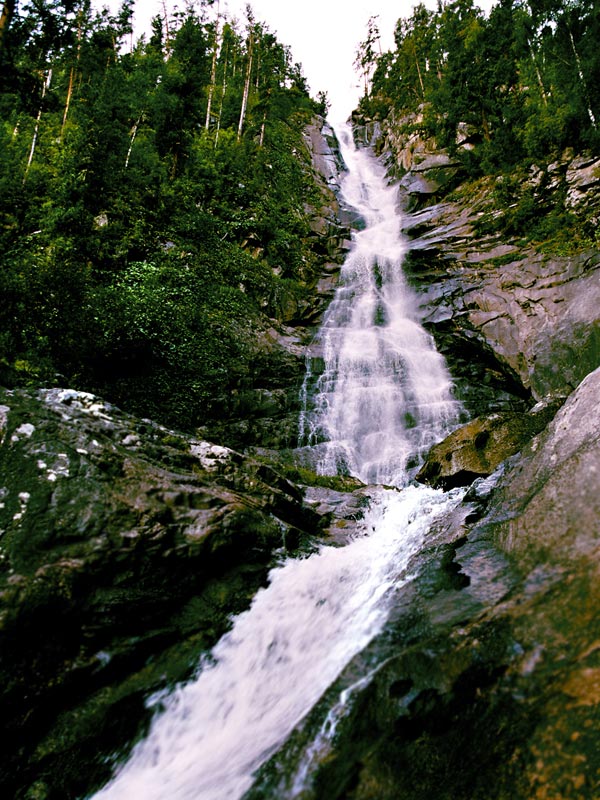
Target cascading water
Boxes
[90,124,463,800]
[299,124,460,486]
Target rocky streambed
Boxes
[0,387,331,798]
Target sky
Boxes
[100,0,497,121]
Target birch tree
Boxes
[237,7,254,142]
[354,15,381,95]
[204,0,221,130]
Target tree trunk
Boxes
[61,66,75,139]
[205,1,221,131]
[162,0,172,59]
[60,11,84,140]
[24,69,52,184]
[527,37,548,107]
[215,41,229,148]
[568,26,596,129]
[0,0,15,55]
[125,115,142,168]
[413,44,425,99]
[237,33,253,142]
[259,104,267,147]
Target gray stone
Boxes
[482,365,600,569]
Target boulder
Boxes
[416,401,561,489]
[479,365,600,569]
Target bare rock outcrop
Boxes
[400,166,600,411]
[479,365,600,570]
[359,115,600,413]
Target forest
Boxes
[0,0,326,428]
[2,0,599,432]
[356,0,600,171]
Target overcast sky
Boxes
[101,0,496,121]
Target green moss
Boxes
[275,464,364,493]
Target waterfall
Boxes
[299,124,460,487]
[90,124,463,800]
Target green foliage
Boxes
[87,256,258,426]
[360,0,600,175]
[0,0,325,429]
[472,168,598,255]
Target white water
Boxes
[92,124,463,800]
[299,125,459,486]
[301,129,458,486]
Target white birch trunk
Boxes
[568,26,596,128]
[205,0,221,131]
[24,69,52,183]
[237,34,253,142]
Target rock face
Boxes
[248,368,600,800]
[352,365,600,800]
[400,169,600,413]
[355,113,600,418]
[0,387,325,798]
[412,240,600,404]
[482,366,600,570]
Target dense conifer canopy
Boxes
[356,0,600,170]
[0,0,325,427]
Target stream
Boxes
[91,122,463,800]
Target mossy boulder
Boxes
[416,401,561,489]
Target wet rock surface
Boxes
[248,368,600,800]
[242,128,600,799]
[0,387,326,798]
[355,115,600,418]
[416,400,562,489]
[401,179,600,413]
